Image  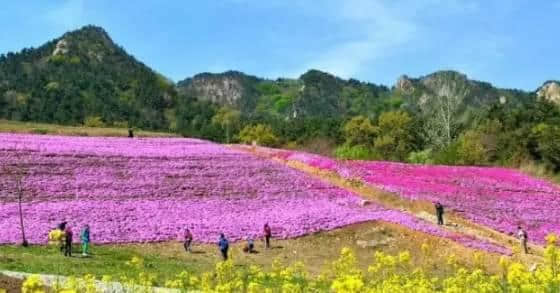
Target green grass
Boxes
[0,243,205,285]
[0,222,511,286]
[0,120,178,138]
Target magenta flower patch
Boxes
[0,134,508,254]
[262,147,560,245]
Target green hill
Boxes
[0,25,176,130]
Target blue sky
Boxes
[1,0,559,90]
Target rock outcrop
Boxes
[177,71,261,107]
[52,39,69,56]
[537,81,560,104]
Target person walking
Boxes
[218,233,229,260]
[517,226,529,254]
[435,202,444,225]
[264,223,272,249]
[80,225,90,257]
[64,226,73,257]
[184,228,193,253]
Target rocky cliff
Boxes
[537,81,560,104]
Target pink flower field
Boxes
[0,133,508,254]
[260,147,560,244]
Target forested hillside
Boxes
[0,25,176,130]
[2,25,560,173]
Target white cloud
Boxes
[290,0,417,78]
[290,0,485,79]
[45,0,86,31]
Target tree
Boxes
[212,106,241,143]
[297,70,343,117]
[530,123,560,171]
[407,149,434,164]
[373,111,414,161]
[456,130,488,165]
[342,116,376,147]
[238,124,279,147]
[423,95,461,149]
[3,144,29,247]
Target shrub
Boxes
[433,142,460,165]
[21,275,44,293]
[112,121,129,128]
[31,128,48,135]
[238,124,279,147]
[407,149,434,164]
[334,144,377,160]
[84,116,105,128]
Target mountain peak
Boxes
[424,70,468,80]
[49,25,118,62]
[537,81,560,104]
[65,25,111,39]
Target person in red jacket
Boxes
[264,223,272,249]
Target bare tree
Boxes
[13,164,28,247]
[423,95,461,149]
[3,143,29,247]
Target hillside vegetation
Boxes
[1,25,560,174]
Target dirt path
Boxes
[234,145,543,263]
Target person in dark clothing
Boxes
[58,221,67,230]
[184,228,193,253]
[218,234,229,260]
[64,226,73,257]
[435,202,444,225]
[264,223,272,249]
[517,226,529,254]
[248,238,254,253]
[58,221,67,253]
[128,128,134,138]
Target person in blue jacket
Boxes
[81,224,90,257]
[218,233,229,260]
